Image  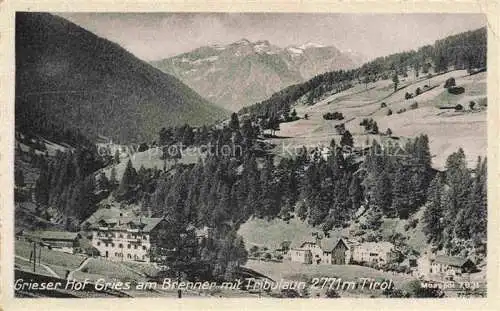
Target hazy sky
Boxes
[57,13,486,62]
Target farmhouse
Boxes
[351,242,397,265]
[289,237,354,265]
[431,255,476,276]
[289,247,312,264]
[417,253,476,278]
[24,230,80,254]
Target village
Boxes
[16,202,484,297]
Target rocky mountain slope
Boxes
[151,39,361,111]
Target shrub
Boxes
[387,109,393,116]
[325,289,341,298]
[409,218,419,229]
[281,289,300,298]
[405,92,413,100]
[444,77,456,88]
[323,112,344,120]
[415,87,422,96]
[380,102,387,108]
[455,104,464,111]
[469,101,476,110]
[397,108,406,114]
[409,102,418,110]
[334,123,346,135]
[448,86,465,95]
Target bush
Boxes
[325,289,341,298]
[405,92,413,100]
[415,87,422,96]
[409,102,418,110]
[380,102,387,108]
[323,112,344,120]
[334,123,346,135]
[409,218,419,229]
[281,289,300,298]
[455,104,464,111]
[397,108,406,114]
[469,101,476,110]
[387,109,393,116]
[444,77,456,88]
[448,86,465,95]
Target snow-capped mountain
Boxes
[151,39,362,111]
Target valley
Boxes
[13,12,488,299]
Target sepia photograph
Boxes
[11,11,489,300]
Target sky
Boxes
[57,13,486,62]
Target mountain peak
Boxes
[298,42,325,49]
[234,38,250,45]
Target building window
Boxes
[127,254,131,259]
[142,246,147,250]
[97,242,101,246]
[119,244,123,248]
[111,243,115,247]
[127,244,131,249]
[143,235,147,240]
[134,245,138,249]
[119,234,123,238]
[105,243,108,247]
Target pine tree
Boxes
[97,171,110,192]
[34,157,50,207]
[373,169,392,214]
[229,113,240,131]
[116,159,137,200]
[423,174,444,244]
[392,73,399,92]
[241,119,255,140]
[114,149,120,164]
[110,167,118,189]
[467,157,487,241]
[340,130,354,148]
[391,166,411,218]
[348,175,363,212]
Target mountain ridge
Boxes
[15,12,228,144]
[151,39,361,111]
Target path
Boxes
[66,257,92,280]
[15,255,60,278]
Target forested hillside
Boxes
[16,12,228,144]
[240,27,486,119]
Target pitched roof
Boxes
[83,208,164,232]
[434,255,473,267]
[323,237,356,252]
[82,207,129,225]
[141,218,164,232]
[26,230,79,241]
[300,241,317,247]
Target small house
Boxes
[289,248,312,264]
[25,230,80,254]
[351,242,396,265]
[330,238,350,265]
[431,255,476,276]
